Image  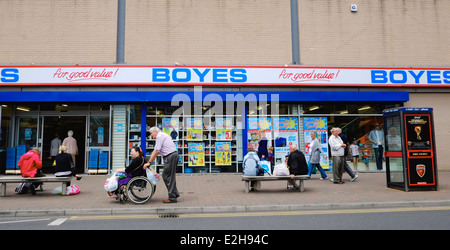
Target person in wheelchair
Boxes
[107,146,146,198]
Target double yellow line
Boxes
[69,206,450,221]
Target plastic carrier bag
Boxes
[104,174,118,192]
[273,163,290,176]
[146,167,160,185]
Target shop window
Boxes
[0,105,12,174]
[303,103,401,115]
[14,104,38,112]
[89,116,110,147]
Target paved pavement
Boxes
[1,171,449,217]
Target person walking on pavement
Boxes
[145,126,180,203]
[339,130,359,182]
[328,127,346,184]
[62,130,78,167]
[49,133,61,161]
[286,144,308,189]
[308,131,328,180]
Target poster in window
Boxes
[188,143,205,166]
[216,117,232,141]
[215,141,231,166]
[303,117,329,170]
[162,118,179,140]
[186,118,203,141]
[247,117,272,148]
[273,117,299,165]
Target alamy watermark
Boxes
[169,86,280,130]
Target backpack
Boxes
[244,154,265,176]
[15,182,33,194]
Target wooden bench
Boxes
[241,175,309,193]
[0,175,73,197]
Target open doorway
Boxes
[41,116,86,174]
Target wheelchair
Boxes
[117,175,156,204]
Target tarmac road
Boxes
[1,172,450,217]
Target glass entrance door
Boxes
[87,115,110,174]
[41,116,87,174]
[14,116,41,174]
[15,116,39,150]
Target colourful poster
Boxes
[303,117,329,169]
[215,142,231,166]
[186,118,203,141]
[274,147,290,166]
[273,117,298,148]
[188,143,205,166]
[216,117,233,141]
[162,118,179,140]
[273,117,299,165]
[247,117,272,148]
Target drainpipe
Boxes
[290,0,301,65]
[116,0,126,64]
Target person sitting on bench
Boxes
[243,147,262,191]
[286,144,308,190]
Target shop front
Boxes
[0,103,110,174]
[6,65,445,175]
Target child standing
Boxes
[362,144,371,171]
[349,140,359,171]
[267,146,274,172]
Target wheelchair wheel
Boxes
[126,176,154,204]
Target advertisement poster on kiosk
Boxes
[383,107,438,191]
[404,114,436,186]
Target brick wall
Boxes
[124,0,292,65]
[298,0,450,67]
[0,0,117,65]
[405,93,450,171]
[1,0,449,66]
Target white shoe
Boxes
[350,174,359,182]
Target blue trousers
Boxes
[308,163,328,179]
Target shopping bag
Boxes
[52,186,62,194]
[15,183,32,194]
[104,175,118,192]
[66,185,80,195]
[115,172,126,180]
[146,167,160,185]
[273,163,290,176]
[260,161,272,176]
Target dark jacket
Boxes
[126,156,146,177]
[339,133,349,156]
[287,150,308,175]
[258,138,269,160]
[55,152,73,174]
